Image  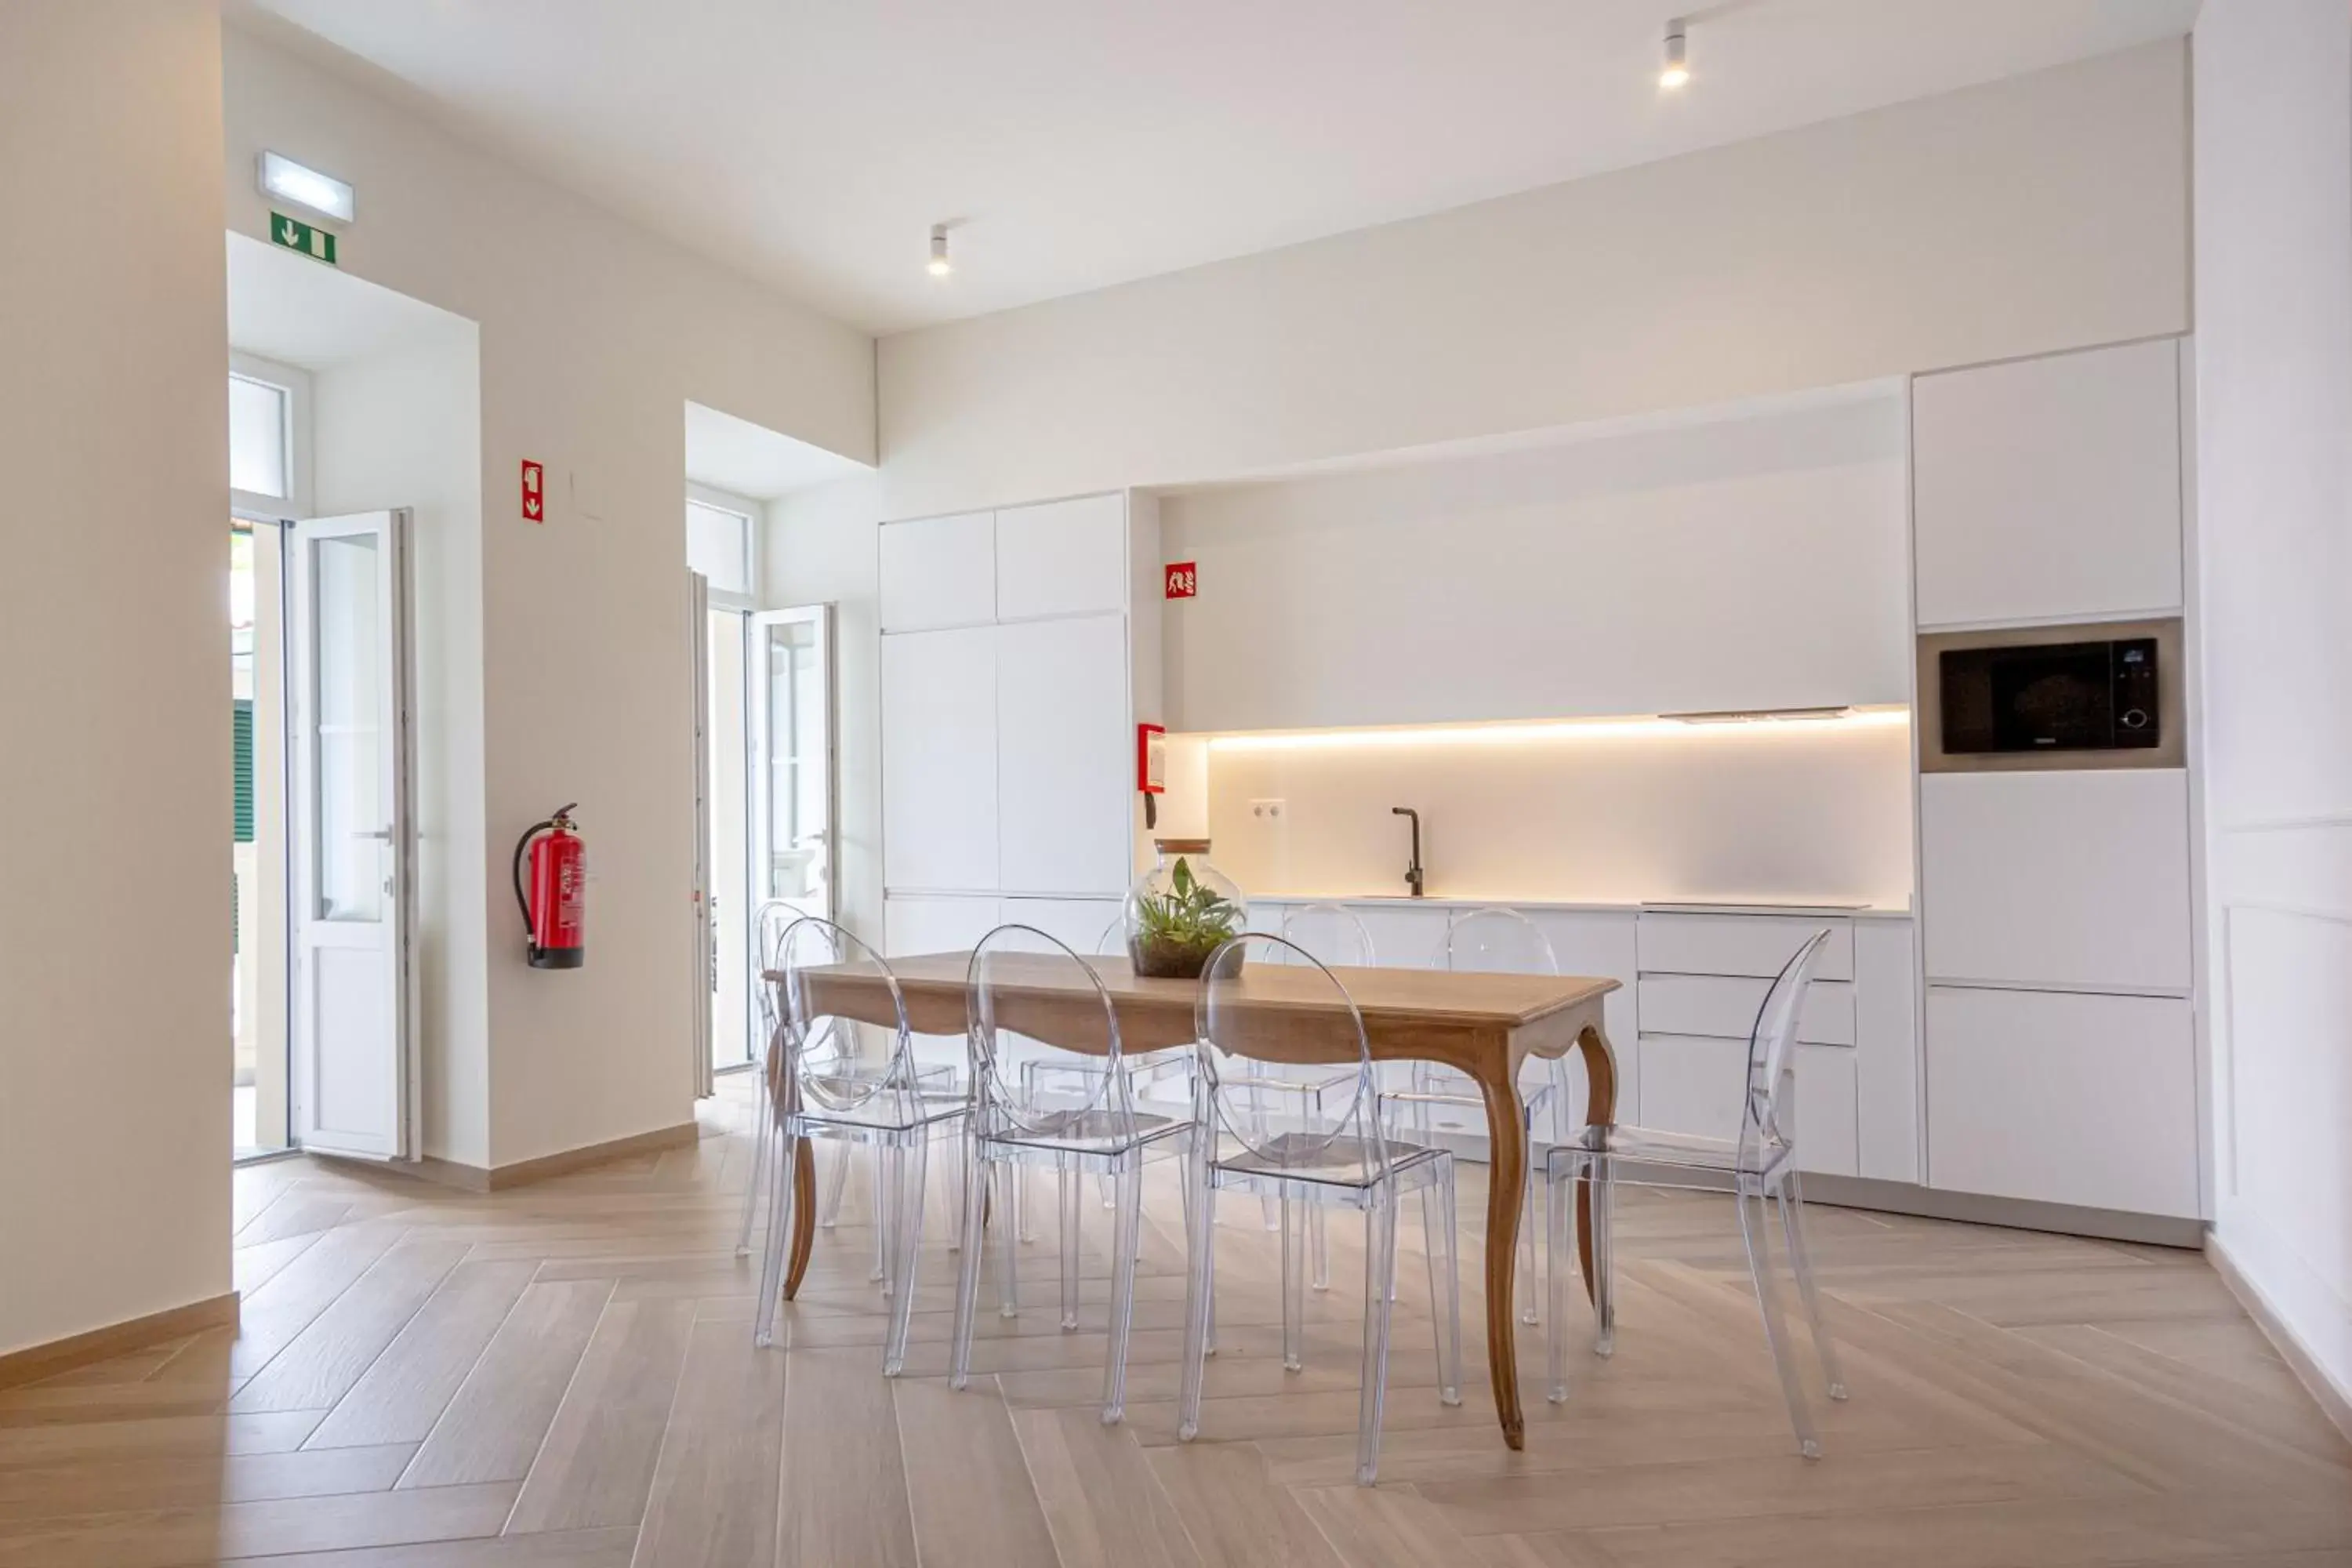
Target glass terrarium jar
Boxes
[1123,838,1249,979]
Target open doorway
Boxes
[684,402,866,1090]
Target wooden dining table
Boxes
[768,950,1619,1450]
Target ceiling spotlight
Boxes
[927,223,952,277]
[1659,20,1690,89]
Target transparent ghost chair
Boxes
[1179,933,1462,1486]
[1378,906,1566,1323]
[734,900,804,1259]
[752,918,967,1375]
[1544,929,1846,1457]
[950,925,1196,1424]
[738,906,960,1287]
[1015,917,1197,1243]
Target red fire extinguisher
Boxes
[512,804,586,969]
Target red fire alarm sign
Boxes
[1164,561,1197,600]
[521,459,546,523]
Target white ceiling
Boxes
[684,401,872,501]
[227,230,474,368]
[239,0,2198,336]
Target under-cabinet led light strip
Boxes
[1203,706,1908,753]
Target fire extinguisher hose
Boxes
[511,818,554,954]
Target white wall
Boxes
[223,27,876,1167]
[0,0,231,1353]
[1160,391,1909,731]
[764,477,887,949]
[2193,0,2352,1414]
[1202,717,1914,909]
[312,325,489,1169]
[877,41,2189,520]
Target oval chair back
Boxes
[1195,932,1389,1185]
[1443,906,1558,975]
[773,916,916,1118]
[1740,929,1833,1165]
[965,924,1131,1145]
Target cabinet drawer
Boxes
[1926,986,2198,1218]
[1637,913,1853,982]
[880,511,994,631]
[1637,975,1855,1047]
[1000,896,1123,956]
[996,494,1127,620]
[883,894,1003,959]
[1635,1034,1858,1176]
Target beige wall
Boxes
[2192,0,2352,1412]
[877,41,2190,520]
[223,26,877,1168]
[0,0,232,1353]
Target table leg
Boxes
[1472,1069,1530,1450]
[1572,1023,1618,1308]
[784,1140,817,1299]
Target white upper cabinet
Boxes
[996,614,1132,897]
[1920,769,2192,993]
[1912,339,2183,628]
[880,510,995,631]
[995,494,1128,621]
[880,626,999,893]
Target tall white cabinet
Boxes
[1909,339,2202,1225]
[878,492,1160,960]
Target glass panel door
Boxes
[749,605,837,1051]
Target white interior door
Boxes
[287,510,415,1160]
[688,572,715,1098]
[750,605,838,937]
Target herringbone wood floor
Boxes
[3,1076,2347,1567]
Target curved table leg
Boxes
[784,1140,817,1299]
[1472,1069,1530,1450]
[1572,1023,1618,1308]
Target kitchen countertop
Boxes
[1240,893,1913,920]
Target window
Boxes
[229,374,289,499]
[686,488,757,604]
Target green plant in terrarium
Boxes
[1127,855,1243,978]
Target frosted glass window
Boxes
[687,499,752,598]
[310,533,383,922]
[229,375,289,499]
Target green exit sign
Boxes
[269,210,338,266]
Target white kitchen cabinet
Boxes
[883,893,1003,958]
[879,511,995,632]
[1913,339,2183,628]
[1853,917,1921,1184]
[1635,1035,1859,1177]
[1926,985,2198,1218]
[1000,896,1124,955]
[1637,975,1855,1046]
[1921,770,2192,993]
[995,494,1128,622]
[996,615,1132,897]
[1342,902,1449,969]
[880,626,998,894]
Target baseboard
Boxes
[2207,1229,2352,1446]
[397,1120,702,1193]
[1796,1174,2206,1248]
[0,1292,240,1391]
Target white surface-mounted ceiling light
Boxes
[927,223,952,277]
[258,151,355,222]
[1659,20,1690,89]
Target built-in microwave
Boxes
[1918,618,2184,771]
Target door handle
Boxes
[355,828,394,841]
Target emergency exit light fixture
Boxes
[260,151,355,223]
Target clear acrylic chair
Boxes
[950,925,1196,1424]
[1544,928,1846,1457]
[734,899,802,1260]
[1015,917,1196,1242]
[1379,906,1566,1323]
[1179,933,1462,1486]
[752,918,967,1374]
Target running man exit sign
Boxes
[269,211,338,267]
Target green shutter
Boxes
[234,699,254,844]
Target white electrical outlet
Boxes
[1249,799,1285,821]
